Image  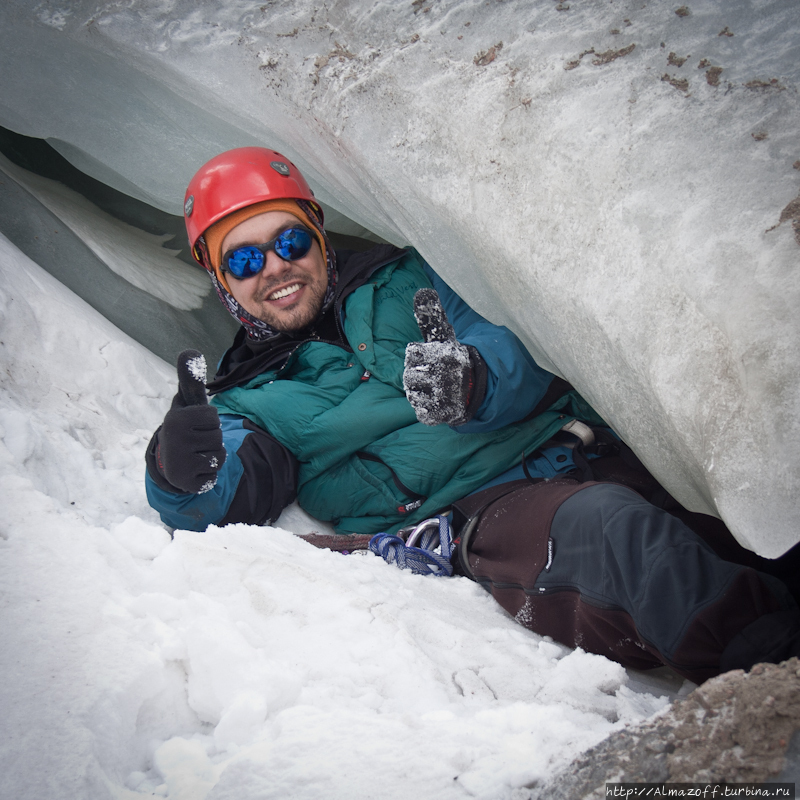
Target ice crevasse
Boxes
[1,0,798,557]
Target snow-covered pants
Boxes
[454,479,800,683]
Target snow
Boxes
[1,0,798,555]
[184,354,208,386]
[0,231,679,798]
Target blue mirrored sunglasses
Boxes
[222,227,314,279]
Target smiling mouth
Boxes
[267,283,303,301]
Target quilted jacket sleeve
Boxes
[145,414,298,531]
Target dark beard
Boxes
[253,278,327,333]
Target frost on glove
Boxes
[145,350,226,494]
[403,288,487,426]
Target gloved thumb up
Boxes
[155,350,226,494]
[403,289,486,426]
[413,287,457,344]
[173,349,213,408]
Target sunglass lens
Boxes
[227,246,265,278]
[274,228,312,260]
[224,228,313,278]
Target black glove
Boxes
[403,288,487,426]
[146,350,226,494]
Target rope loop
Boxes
[368,515,455,576]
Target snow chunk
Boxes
[185,353,208,384]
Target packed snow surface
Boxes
[0,232,679,798]
[2,0,798,556]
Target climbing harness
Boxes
[369,515,455,576]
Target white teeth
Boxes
[268,283,302,301]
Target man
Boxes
[146,146,800,684]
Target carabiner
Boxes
[405,517,441,549]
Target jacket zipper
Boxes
[275,333,353,379]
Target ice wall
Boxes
[0,148,243,366]
[1,0,798,556]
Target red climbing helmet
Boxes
[183,146,321,255]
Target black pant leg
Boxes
[541,484,800,682]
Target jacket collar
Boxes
[206,244,406,395]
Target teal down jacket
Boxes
[204,249,604,535]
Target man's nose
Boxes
[258,248,293,278]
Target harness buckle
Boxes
[560,419,595,448]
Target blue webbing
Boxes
[368,515,455,577]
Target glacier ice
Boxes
[0,152,208,311]
[0,146,242,366]
[1,0,799,556]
